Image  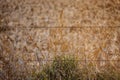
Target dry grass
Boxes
[0,0,120,80]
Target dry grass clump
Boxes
[104,0,120,26]
[0,0,108,27]
[0,27,119,79]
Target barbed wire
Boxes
[10,60,120,62]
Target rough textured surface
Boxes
[0,0,120,79]
[1,0,120,27]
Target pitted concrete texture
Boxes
[1,0,119,28]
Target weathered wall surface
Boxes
[0,0,120,78]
